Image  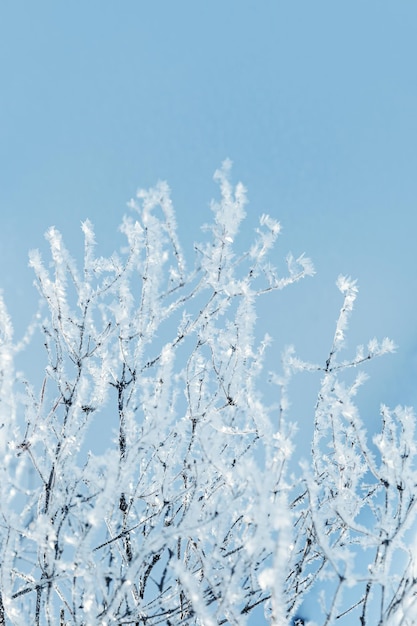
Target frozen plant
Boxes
[283,278,417,626]
[0,162,415,626]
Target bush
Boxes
[0,162,415,625]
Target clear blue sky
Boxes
[1,2,417,621]
[2,1,417,400]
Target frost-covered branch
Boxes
[0,164,415,626]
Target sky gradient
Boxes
[1,2,417,622]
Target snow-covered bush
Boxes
[0,162,415,625]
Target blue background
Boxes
[1,2,417,623]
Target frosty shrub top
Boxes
[0,162,416,625]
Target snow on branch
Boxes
[0,165,415,626]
